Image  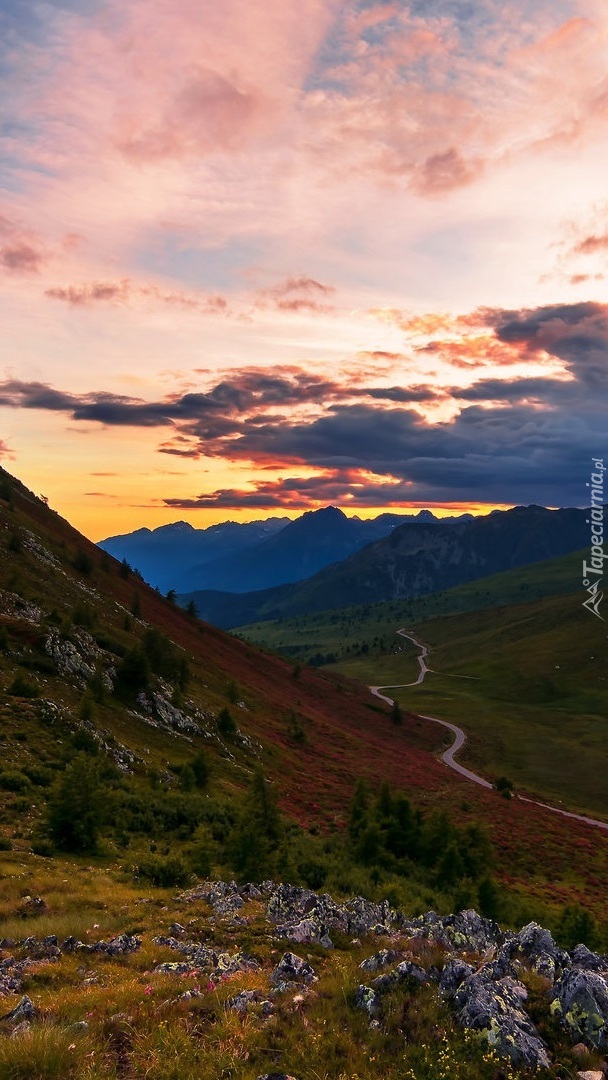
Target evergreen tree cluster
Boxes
[347,780,494,891]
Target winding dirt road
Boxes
[370,630,608,832]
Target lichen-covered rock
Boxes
[226,989,273,1014]
[501,922,570,983]
[341,896,398,937]
[273,917,333,949]
[551,968,608,1049]
[270,952,316,986]
[353,984,382,1018]
[570,945,608,973]
[44,628,97,686]
[454,971,550,1069]
[426,909,503,954]
[439,958,475,997]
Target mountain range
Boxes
[99,506,472,594]
[180,504,591,628]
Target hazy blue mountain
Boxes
[98,517,289,593]
[100,506,470,594]
[180,504,590,628]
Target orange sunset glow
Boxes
[0,0,606,538]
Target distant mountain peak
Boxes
[154,521,196,535]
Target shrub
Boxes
[31,838,54,857]
[0,769,31,793]
[8,672,40,698]
[114,646,150,698]
[0,837,11,851]
[72,548,94,576]
[136,855,191,888]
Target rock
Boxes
[501,922,569,983]
[353,984,382,1019]
[439,959,475,997]
[92,934,141,956]
[270,952,316,986]
[239,883,263,900]
[20,895,46,914]
[273,917,333,949]
[360,948,403,973]
[371,960,429,994]
[571,945,608,973]
[454,972,550,1069]
[255,1074,299,1080]
[427,909,503,953]
[552,969,608,1049]
[0,995,39,1026]
[576,1072,604,1080]
[226,989,273,1014]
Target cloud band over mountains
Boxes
[1,302,605,509]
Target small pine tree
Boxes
[191,749,211,789]
[46,754,105,852]
[347,779,370,843]
[217,706,237,738]
[231,768,283,880]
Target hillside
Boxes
[1,466,608,1077]
[182,504,591,628]
[237,547,584,662]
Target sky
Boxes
[0,0,606,539]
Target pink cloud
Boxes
[0,214,47,274]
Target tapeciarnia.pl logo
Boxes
[582,457,605,620]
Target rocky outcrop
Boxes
[2,879,606,1072]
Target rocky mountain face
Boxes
[183,504,590,628]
